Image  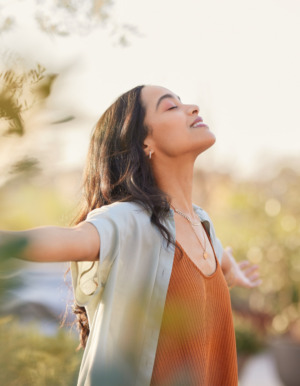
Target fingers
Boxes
[234,261,262,288]
[235,276,252,288]
[238,260,251,269]
[244,265,260,277]
[249,278,262,287]
[236,275,262,288]
[238,261,259,274]
[249,272,260,281]
[224,252,262,289]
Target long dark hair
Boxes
[71,85,178,349]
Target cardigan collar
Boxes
[167,203,211,234]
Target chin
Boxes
[197,134,216,155]
[209,133,216,147]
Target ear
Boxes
[143,138,154,158]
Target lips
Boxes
[190,116,207,128]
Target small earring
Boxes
[149,150,152,159]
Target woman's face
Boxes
[141,85,216,160]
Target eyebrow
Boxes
[155,94,181,110]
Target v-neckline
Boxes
[175,232,219,278]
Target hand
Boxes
[224,247,262,289]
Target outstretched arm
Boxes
[221,246,262,289]
[0,222,100,263]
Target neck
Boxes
[151,155,195,215]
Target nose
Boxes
[187,104,199,115]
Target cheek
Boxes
[151,121,216,157]
[152,123,189,155]
[144,110,186,142]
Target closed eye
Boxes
[168,106,178,110]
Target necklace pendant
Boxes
[203,251,208,259]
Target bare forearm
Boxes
[221,247,236,287]
[221,248,234,275]
[0,225,95,262]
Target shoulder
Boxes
[192,203,217,237]
[86,201,151,225]
[193,203,224,262]
[192,203,213,223]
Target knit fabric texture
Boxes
[150,240,238,386]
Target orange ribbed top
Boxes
[150,240,238,386]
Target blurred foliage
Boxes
[0,175,81,384]
[0,15,15,34]
[0,238,27,306]
[235,327,263,354]
[0,174,76,319]
[0,0,139,183]
[234,313,265,355]
[0,0,139,45]
[0,63,57,136]
[9,157,41,175]
[0,237,28,263]
[0,317,82,385]
[0,0,112,37]
[193,165,300,341]
[35,0,112,36]
[0,175,77,230]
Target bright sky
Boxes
[1,0,300,180]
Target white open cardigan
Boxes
[71,201,223,386]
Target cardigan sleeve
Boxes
[85,206,121,264]
[70,204,122,306]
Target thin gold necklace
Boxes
[171,205,208,259]
[172,206,202,226]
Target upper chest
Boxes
[173,216,217,277]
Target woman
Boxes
[0,85,261,386]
